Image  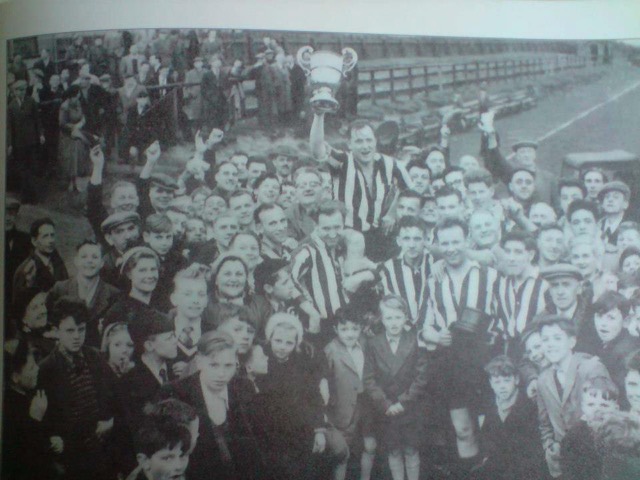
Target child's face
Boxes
[148,332,178,360]
[525,332,548,367]
[217,317,256,355]
[489,375,519,402]
[625,370,640,413]
[618,229,640,251]
[582,391,618,422]
[14,353,39,391]
[56,317,86,353]
[23,292,48,330]
[171,278,208,319]
[129,258,159,294]
[144,231,174,257]
[595,308,625,344]
[74,244,103,278]
[267,269,297,302]
[540,324,576,365]
[380,305,406,337]
[622,254,640,276]
[335,321,362,349]
[198,348,237,392]
[109,330,134,365]
[396,226,426,261]
[185,219,206,243]
[246,345,269,376]
[140,443,188,480]
[270,326,297,361]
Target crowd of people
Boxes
[5,30,640,480]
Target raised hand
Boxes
[29,390,48,422]
[312,432,326,454]
[206,128,224,148]
[144,140,161,164]
[90,144,105,167]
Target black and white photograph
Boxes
[3,1,640,479]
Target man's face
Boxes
[49,75,61,89]
[602,191,629,215]
[421,200,438,224]
[437,226,467,267]
[185,218,206,244]
[529,203,556,227]
[571,243,598,277]
[215,164,239,192]
[467,181,494,209]
[548,277,581,311]
[525,332,548,367]
[144,231,174,257]
[212,217,239,248]
[41,49,50,60]
[540,324,576,365]
[229,194,255,227]
[294,172,323,208]
[625,370,640,413]
[203,196,227,224]
[396,197,421,219]
[426,152,446,177]
[537,229,565,263]
[171,278,207,320]
[56,317,86,354]
[166,210,188,238]
[266,269,297,302]
[468,212,499,248]
[570,209,597,237]
[111,184,139,212]
[396,226,426,261]
[459,155,480,172]
[231,235,262,271]
[150,186,174,212]
[33,224,56,255]
[409,167,430,195]
[560,186,584,215]
[335,321,362,349]
[74,244,103,279]
[255,178,280,206]
[272,155,296,178]
[140,444,188,480]
[106,221,140,253]
[80,76,91,89]
[489,375,519,402]
[584,171,605,199]
[445,171,465,195]
[348,126,377,164]
[436,194,464,220]
[230,155,249,181]
[514,147,537,169]
[258,206,289,245]
[247,163,267,187]
[595,307,625,344]
[502,240,534,277]
[278,185,295,209]
[509,171,535,202]
[315,211,344,248]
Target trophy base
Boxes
[310,88,340,114]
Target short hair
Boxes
[310,200,346,223]
[396,215,429,235]
[212,160,238,178]
[434,216,469,240]
[535,314,577,338]
[210,212,239,230]
[293,166,323,185]
[508,168,536,183]
[398,189,424,206]
[144,213,173,234]
[464,167,494,188]
[333,305,366,328]
[379,294,410,320]
[172,264,208,289]
[558,178,587,197]
[484,355,518,377]
[218,305,258,331]
[581,376,619,403]
[110,180,137,200]
[197,330,237,358]
[253,172,281,192]
[500,229,537,252]
[444,166,465,180]
[592,290,632,318]
[134,415,191,458]
[29,218,55,239]
[254,203,283,225]
[228,189,253,205]
[619,221,640,235]
[13,287,46,324]
[191,186,212,201]
[75,239,103,254]
[230,150,249,159]
[567,199,599,222]
[265,312,304,349]
[247,156,269,170]
[580,167,608,184]
[143,398,198,426]
[435,185,463,203]
[423,144,447,160]
[122,248,160,277]
[347,119,375,140]
[101,322,131,353]
[625,349,640,373]
[537,222,564,238]
[620,246,640,271]
[50,297,90,328]
[407,158,432,176]
[229,231,261,250]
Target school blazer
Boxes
[324,337,369,430]
[363,330,430,414]
[536,352,610,449]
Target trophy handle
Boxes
[341,48,358,75]
[296,46,314,76]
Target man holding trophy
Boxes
[305,46,413,261]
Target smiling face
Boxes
[56,317,86,354]
[509,171,535,202]
[468,211,499,248]
[230,234,262,271]
[23,292,48,331]
[525,332,548,368]
[255,178,281,206]
[584,171,605,200]
[437,225,467,268]
[537,229,565,264]
[211,217,239,248]
[315,211,344,248]
[110,183,140,212]
[270,325,297,361]
[540,323,576,365]
[128,257,160,294]
[73,243,103,279]
[502,240,534,278]
[570,243,598,278]
[215,259,247,298]
[229,194,255,227]
[397,226,426,262]
[380,304,406,337]
[548,276,581,311]
[348,126,377,164]
[171,277,208,320]
[622,254,640,275]
[198,348,237,392]
[595,307,625,344]
[294,171,323,208]
[436,194,464,220]
[489,375,519,402]
[215,163,239,192]
[150,186,174,212]
[258,205,289,245]
[218,317,256,355]
[396,197,422,220]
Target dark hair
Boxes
[537,222,564,238]
[29,217,55,239]
[228,189,253,204]
[12,287,46,324]
[592,290,632,318]
[333,305,366,328]
[230,150,249,159]
[567,199,599,222]
[229,231,261,250]
[197,330,237,358]
[75,239,103,254]
[254,203,283,225]
[500,229,537,252]
[62,84,81,100]
[620,246,640,271]
[396,215,429,235]
[625,349,640,373]
[49,297,90,328]
[444,166,465,180]
[5,338,33,378]
[423,144,447,161]
[134,415,191,457]
[558,178,587,198]
[347,119,375,140]
[535,314,577,338]
[407,158,432,177]
[143,398,198,426]
[508,168,536,183]
[246,156,269,169]
[144,213,173,234]
[310,200,346,223]
[434,185,463,203]
[580,167,608,184]
[464,167,494,188]
[212,160,238,178]
[484,355,518,377]
[253,172,281,192]
[434,216,469,240]
[398,189,424,206]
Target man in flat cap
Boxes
[100,211,142,287]
[598,180,632,249]
[270,145,298,184]
[139,171,179,220]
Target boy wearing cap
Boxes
[100,211,142,287]
[598,180,632,249]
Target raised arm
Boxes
[310,112,328,160]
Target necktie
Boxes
[159,367,168,385]
[180,326,195,349]
[554,370,564,399]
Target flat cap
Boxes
[539,263,583,281]
[128,309,174,349]
[101,211,140,234]
[150,173,179,191]
[598,180,631,201]
[512,141,538,152]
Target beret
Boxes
[598,180,631,201]
[512,141,539,152]
[101,211,140,233]
[128,309,174,349]
[539,263,583,281]
[150,173,179,191]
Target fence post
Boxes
[408,67,414,98]
[370,70,377,105]
[245,32,253,63]
[424,65,429,94]
[389,68,396,101]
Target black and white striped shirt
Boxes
[493,274,548,339]
[379,254,432,324]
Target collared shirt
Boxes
[141,355,169,386]
[200,375,229,426]
[557,302,578,320]
[386,334,400,355]
[346,342,365,380]
[261,236,293,262]
[34,250,54,275]
[496,391,519,422]
[77,276,100,307]
[174,315,202,349]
